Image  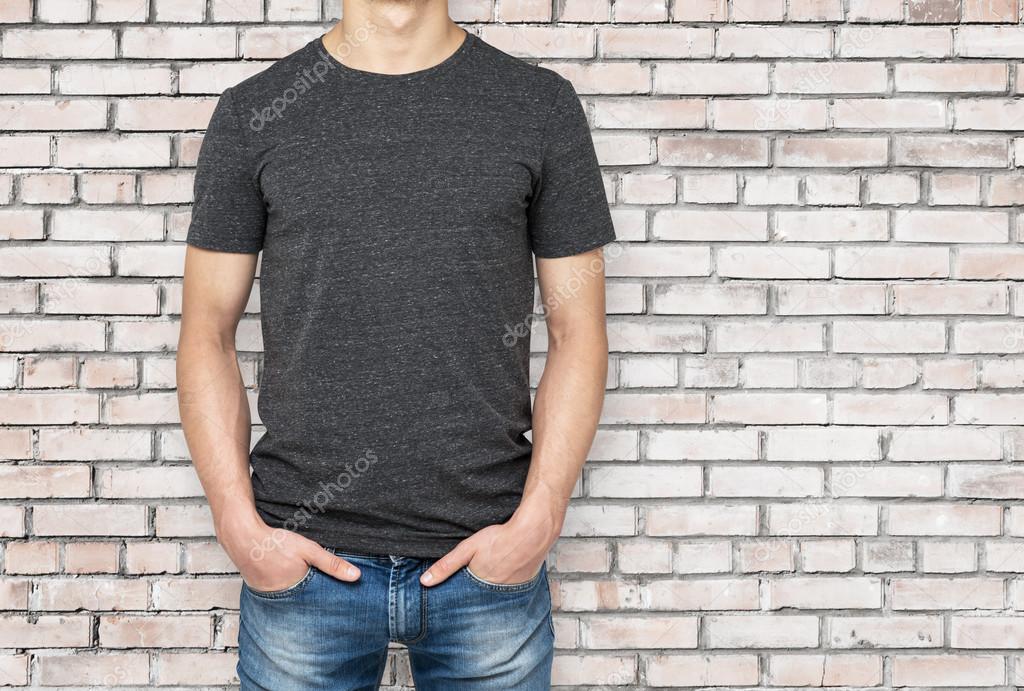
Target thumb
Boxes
[420,538,476,587]
[302,541,361,582]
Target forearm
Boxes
[515,328,608,541]
[178,330,362,585]
[177,334,257,535]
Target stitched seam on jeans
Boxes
[243,565,314,599]
[330,548,389,562]
[545,576,555,638]
[406,561,428,645]
[387,561,398,642]
[464,564,544,592]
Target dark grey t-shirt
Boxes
[187,31,615,558]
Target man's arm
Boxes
[422,246,608,585]
[177,246,361,589]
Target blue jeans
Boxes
[238,550,554,690]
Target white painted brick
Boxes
[0,10,1022,687]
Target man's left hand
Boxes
[420,511,560,587]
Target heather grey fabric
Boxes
[187,31,615,558]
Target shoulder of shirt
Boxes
[221,39,320,105]
[470,33,570,98]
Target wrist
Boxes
[213,499,263,542]
[511,496,565,546]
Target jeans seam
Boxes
[332,548,389,562]
[464,562,545,592]
[546,577,556,638]
[406,561,428,644]
[242,565,315,599]
[387,560,397,642]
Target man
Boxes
[177,0,614,688]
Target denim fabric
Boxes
[238,551,554,690]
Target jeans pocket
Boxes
[464,562,546,593]
[243,566,315,599]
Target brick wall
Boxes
[1,0,1024,688]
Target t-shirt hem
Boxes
[532,228,616,259]
[185,235,263,255]
[260,514,460,559]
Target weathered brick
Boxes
[645,654,758,685]
[837,27,952,58]
[718,27,831,58]
[704,615,819,648]
[599,26,712,59]
[0,615,91,647]
[122,27,237,59]
[893,654,1005,686]
[776,136,888,167]
[33,504,149,536]
[655,63,768,95]
[768,654,882,686]
[99,615,212,648]
[2,29,116,59]
[895,63,1008,93]
[957,26,1024,57]
[0,9,1021,686]
[38,654,150,686]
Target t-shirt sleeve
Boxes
[186,87,267,254]
[527,77,616,259]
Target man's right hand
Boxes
[217,510,361,591]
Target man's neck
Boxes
[323,0,465,75]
